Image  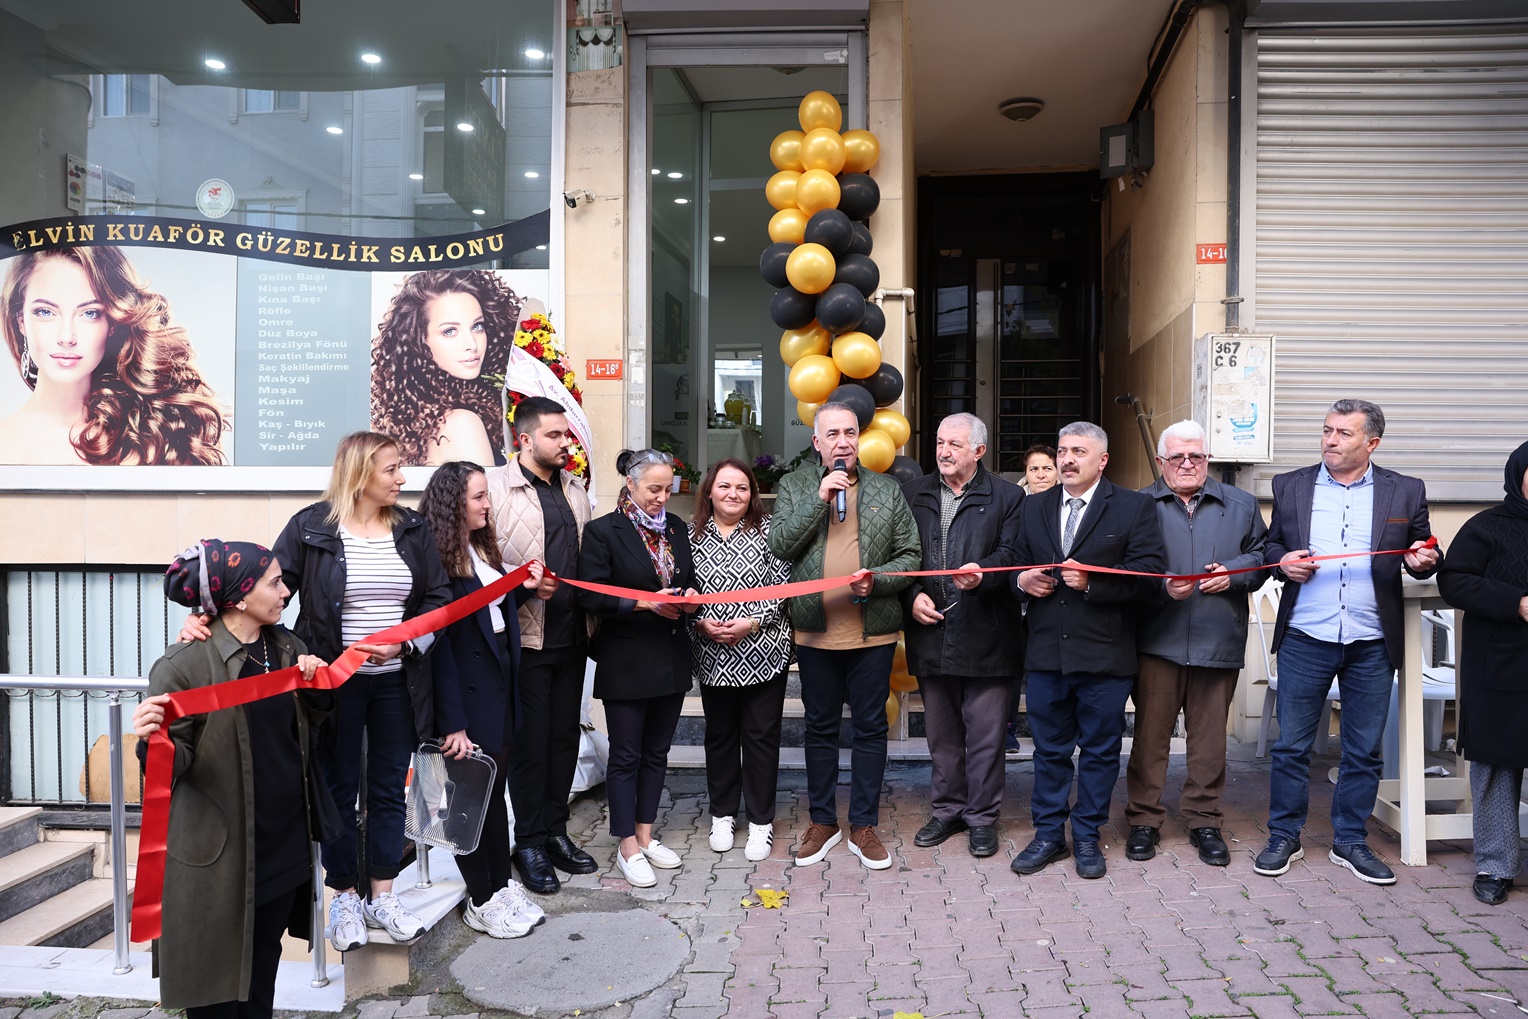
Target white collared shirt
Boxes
[1058,478,1103,546]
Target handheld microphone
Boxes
[832,459,848,522]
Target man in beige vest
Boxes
[487,395,595,894]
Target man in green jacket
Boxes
[769,402,921,870]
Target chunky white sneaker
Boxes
[745,822,774,862]
[463,895,535,939]
[617,848,657,888]
[709,815,736,853]
[494,880,545,926]
[642,839,682,869]
[363,891,426,943]
[325,890,368,953]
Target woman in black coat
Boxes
[1437,440,1528,907]
[578,448,699,888]
[420,461,547,938]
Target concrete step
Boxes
[0,841,95,923]
[0,877,125,948]
[0,807,43,860]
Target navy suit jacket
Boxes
[432,571,532,754]
[1011,476,1167,676]
[1264,462,1437,670]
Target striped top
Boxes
[339,527,413,674]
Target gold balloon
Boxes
[788,354,840,404]
[780,323,831,367]
[786,243,836,295]
[832,331,882,379]
[858,428,895,473]
[796,399,822,425]
[768,208,808,245]
[841,129,881,174]
[890,670,919,694]
[770,130,804,172]
[893,637,908,678]
[798,90,843,133]
[885,691,900,728]
[764,170,801,212]
[794,169,842,217]
[871,408,911,448]
[799,128,847,175]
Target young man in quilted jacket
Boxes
[769,402,921,870]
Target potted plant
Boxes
[658,443,702,493]
[752,454,789,493]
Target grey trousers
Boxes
[920,674,1011,827]
[1471,761,1525,880]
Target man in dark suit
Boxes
[1009,421,1166,879]
[1256,399,1440,885]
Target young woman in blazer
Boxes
[578,448,699,887]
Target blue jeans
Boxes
[321,669,417,889]
[1026,671,1134,843]
[1268,630,1394,846]
[796,643,896,828]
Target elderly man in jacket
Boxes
[770,402,922,871]
[1124,420,1267,867]
[901,413,1024,858]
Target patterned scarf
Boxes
[619,486,675,587]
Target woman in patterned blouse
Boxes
[691,457,794,862]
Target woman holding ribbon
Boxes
[578,448,700,887]
[1438,440,1528,907]
[689,457,793,862]
[132,540,328,1017]
[419,460,546,937]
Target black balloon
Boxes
[848,220,873,257]
[814,283,865,333]
[803,209,853,257]
[859,301,886,340]
[826,383,875,429]
[862,362,904,407]
[834,253,880,298]
[759,242,794,289]
[837,173,881,221]
[888,455,923,485]
[769,286,817,330]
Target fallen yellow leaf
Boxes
[755,888,790,908]
[892,1012,927,1019]
[740,897,757,908]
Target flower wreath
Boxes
[495,312,590,481]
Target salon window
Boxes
[243,89,302,114]
[98,75,151,118]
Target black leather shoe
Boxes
[1474,874,1512,906]
[968,825,999,858]
[1010,837,1069,876]
[512,846,561,893]
[545,834,599,875]
[1074,840,1107,879]
[1189,827,1231,866]
[1125,825,1159,861]
[914,816,969,848]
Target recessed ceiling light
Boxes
[360,52,381,64]
[408,172,424,181]
[667,171,683,179]
[524,171,540,179]
[471,208,486,216]
[651,168,661,175]
[674,198,689,205]
[326,126,344,135]
[535,244,548,250]
[525,48,545,60]
[204,58,226,70]
[457,122,474,132]
[713,235,726,242]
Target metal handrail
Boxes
[0,675,329,988]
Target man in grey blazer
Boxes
[1256,399,1441,885]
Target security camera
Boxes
[563,189,594,209]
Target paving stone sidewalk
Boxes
[13,740,1528,1018]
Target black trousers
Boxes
[184,880,305,1019]
[509,643,585,848]
[457,748,512,906]
[700,672,788,825]
[604,692,686,838]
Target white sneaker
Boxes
[745,822,774,862]
[617,847,657,888]
[709,815,736,853]
[325,890,367,953]
[494,880,545,926]
[363,891,426,943]
[642,839,683,869]
[463,895,535,939]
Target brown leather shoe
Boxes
[793,823,842,866]
[848,825,892,870]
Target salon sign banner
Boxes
[3,211,550,271]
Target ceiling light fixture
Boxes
[326,126,344,135]
[360,52,381,64]
[457,121,474,132]
[524,171,540,179]
[713,235,725,242]
[471,208,486,216]
[525,48,545,60]
[651,168,661,175]
[408,172,424,181]
[997,97,1045,123]
[674,198,690,205]
[667,171,683,179]
[204,58,226,70]
[535,244,548,250]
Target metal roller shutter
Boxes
[1250,27,1528,500]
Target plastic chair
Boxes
[1380,609,1458,775]
[1253,581,1340,758]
